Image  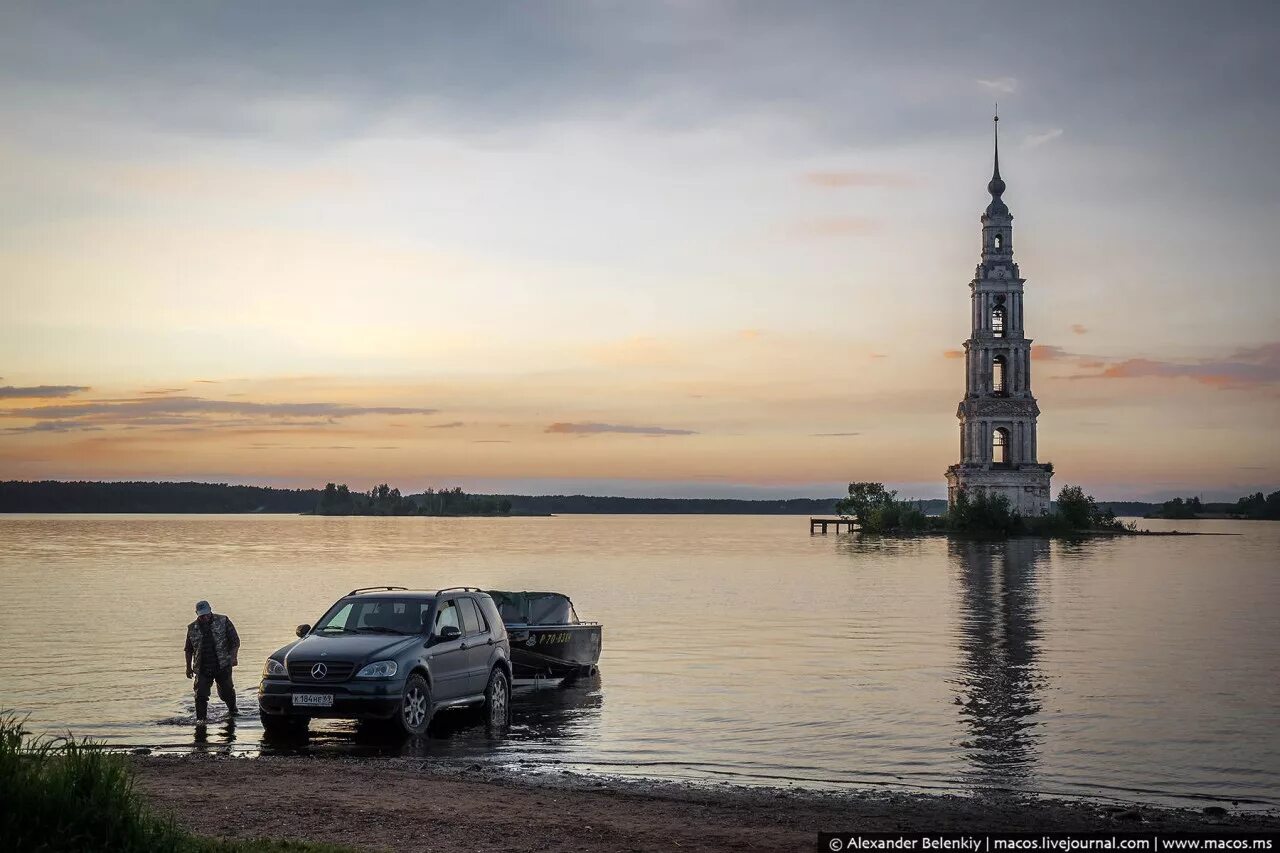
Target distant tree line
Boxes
[0,480,319,513]
[1233,490,1280,520]
[495,495,849,515]
[0,481,846,514]
[2,480,1275,519]
[1147,490,1280,520]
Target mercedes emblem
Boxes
[310,662,328,679]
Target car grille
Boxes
[288,661,355,683]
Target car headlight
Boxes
[355,660,398,679]
[263,658,288,678]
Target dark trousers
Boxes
[194,668,236,718]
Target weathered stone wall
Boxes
[946,465,1052,516]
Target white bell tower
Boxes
[945,113,1052,515]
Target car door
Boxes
[426,598,469,701]
[457,596,491,694]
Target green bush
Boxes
[836,482,933,534]
[944,489,1020,535]
[0,714,350,852]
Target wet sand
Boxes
[133,755,1280,853]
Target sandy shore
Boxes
[132,755,1279,852]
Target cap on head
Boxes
[195,600,212,616]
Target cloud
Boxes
[1071,324,1088,335]
[943,349,965,359]
[789,216,880,238]
[1068,342,1280,389]
[0,395,438,432]
[803,171,916,189]
[141,388,186,395]
[545,422,697,436]
[1032,345,1071,361]
[0,385,90,399]
[3,421,104,434]
[428,421,466,429]
[1025,128,1064,147]
[811,432,860,437]
[245,444,401,451]
[978,77,1019,94]
[472,439,512,443]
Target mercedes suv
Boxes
[258,586,511,735]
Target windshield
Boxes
[313,597,434,635]
[488,591,577,625]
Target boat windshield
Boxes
[487,591,579,625]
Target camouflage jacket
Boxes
[185,614,240,672]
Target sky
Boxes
[1,1,1278,501]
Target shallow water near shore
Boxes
[1,513,1277,808]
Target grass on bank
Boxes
[0,714,351,853]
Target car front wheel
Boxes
[398,674,432,735]
[484,667,510,729]
[261,713,308,736]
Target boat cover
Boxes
[487,590,579,625]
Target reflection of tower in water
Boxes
[951,539,1047,790]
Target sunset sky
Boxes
[2,1,1277,500]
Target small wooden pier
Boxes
[809,517,856,534]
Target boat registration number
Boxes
[292,693,333,707]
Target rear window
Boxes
[458,597,482,635]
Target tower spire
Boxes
[988,108,1005,197]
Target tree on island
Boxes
[835,482,930,533]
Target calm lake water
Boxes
[1,514,1277,808]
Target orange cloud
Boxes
[943,349,964,359]
[1069,342,1280,389]
[1032,345,1070,361]
[546,422,696,436]
[1071,324,1088,335]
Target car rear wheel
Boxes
[398,674,432,735]
[484,667,510,729]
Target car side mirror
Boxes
[296,624,311,638]
[436,625,461,642]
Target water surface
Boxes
[0,514,1276,807]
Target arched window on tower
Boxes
[993,427,1010,465]
[992,355,1006,395]
[991,305,1005,338]
[993,232,1003,250]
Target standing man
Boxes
[184,600,241,725]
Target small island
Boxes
[312,483,514,516]
[836,481,1175,538]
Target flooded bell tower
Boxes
[946,113,1052,515]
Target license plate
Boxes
[292,693,333,707]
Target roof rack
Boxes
[347,585,409,595]
[435,586,483,595]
